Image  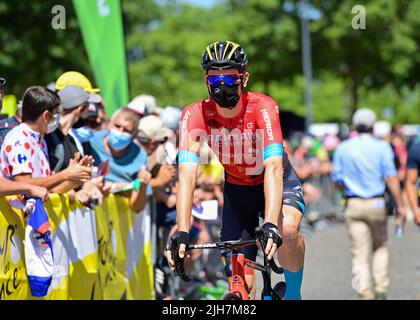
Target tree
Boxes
[124,2,230,107]
[0,0,91,98]
[310,0,420,119]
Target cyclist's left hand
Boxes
[256,222,282,261]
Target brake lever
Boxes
[269,258,284,274]
[170,236,191,282]
[255,226,284,274]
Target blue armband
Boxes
[178,151,199,164]
[263,143,284,160]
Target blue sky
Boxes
[181,0,218,8]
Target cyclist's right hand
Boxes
[165,231,189,273]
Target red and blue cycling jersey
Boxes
[179,91,285,186]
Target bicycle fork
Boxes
[230,252,250,300]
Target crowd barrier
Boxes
[304,174,344,221]
[0,193,154,300]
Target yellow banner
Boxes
[0,194,153,300]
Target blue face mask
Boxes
[73,126,93,143]
[108,129,132,151]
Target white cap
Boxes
[128,96,148,116]
[352,108,377,128]
[128,94,160,116]
[138,115,168,142]
[373,120,391,139]
[159,106,182,131]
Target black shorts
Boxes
[220,179,305,276]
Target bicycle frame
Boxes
[182,239,284,300]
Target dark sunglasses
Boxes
[206,74,241,87]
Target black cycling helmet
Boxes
[201,41,248,73]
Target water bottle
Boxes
[395,216,405,239]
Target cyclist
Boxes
[165,41,305,300]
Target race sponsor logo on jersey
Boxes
[17,154,28,164]
[261,109,274,141]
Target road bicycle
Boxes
[171,226,286,300]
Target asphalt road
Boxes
[255,217,420,300]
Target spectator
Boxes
[127,96,149,118]
[0,80,48,199]
[45,85,92,172]
[83,95,105,131]
[155,106,182,165]
[71,100,100,157]
[405,141,420,225]
[89,107,152,212]
[391,124,408,183]
[0,86,92,193]
[373,121,392,142]
[135,115,175,187]
[129,94,161,116]
[137,115,169,156]
[332,108,406,300]
[55,71,100,94]
[54,71,104,157]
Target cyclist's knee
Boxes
[281,222,300,242]
[280,206,302,242]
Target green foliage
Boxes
[0,0,91,98]
[124,2,230,107]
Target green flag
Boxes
[73,0,129,116]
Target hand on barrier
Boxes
[27,185,48,202]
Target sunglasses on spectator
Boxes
[206,74,241,87]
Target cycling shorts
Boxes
[220,178,305,277]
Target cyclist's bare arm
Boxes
[254,98,285,259]
[177,163,198,232]
[165,162,198,270]
[263,156,284,259]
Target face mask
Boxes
[108,129,132,151]
[73,117,87,129]
[73,126,93,143]
[208,83,241,109]
[47,113,60,134]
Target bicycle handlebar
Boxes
[173,238,283,281]
[187,239,257,251]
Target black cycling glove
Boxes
[255,222,283,253]
[166,231,190,281]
